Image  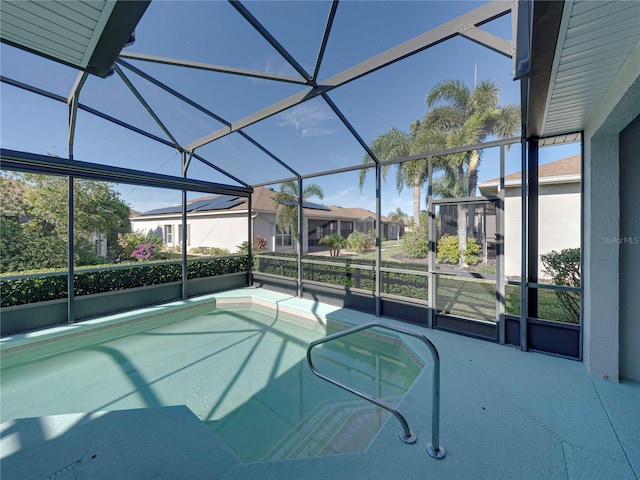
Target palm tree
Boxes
[359,120,428,225]
[387,207,408,244]
[416,79,520,197]
[274,181,324,250]
[413,79,520,264]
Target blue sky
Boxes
[1,1,579,216]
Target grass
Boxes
[261,244,579,324]
[435,276,579,324]
[347,240,405,262]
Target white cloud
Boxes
[276,103,337,138]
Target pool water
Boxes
[0,303,422,462]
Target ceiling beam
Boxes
[118,52,307,85]
[186,1,511,152]
[312,0,339,82]
[1,148,252,197]
[229,0,311,82]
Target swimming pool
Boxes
[0,301,422,463]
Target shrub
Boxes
[118,231,164,260]
[436,234,459,264]
[190,246,211,255]
[236,241,249,254]
[254,236,267,252]
[541,247,581,321]
[0,256,248,307]
[401,214,429,258]
[464,238,481,266]
[131,243,156,261]
[236,237,266,254]
[318,234,346,256]
[345,231,373,253]
[436,235,482,266]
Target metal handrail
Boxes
[306,321,445,459]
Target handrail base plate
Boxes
[426,443,446,459]
[399,432,417,444]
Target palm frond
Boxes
[469,80,499,116]
[491,104,521,138]
[426,79,469,112]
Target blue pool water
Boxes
[0,302,422,462]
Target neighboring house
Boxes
[479,155,581,278]
[130,186,401,254]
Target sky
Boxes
[0,1,580,217]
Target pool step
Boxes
[264,395,401,461]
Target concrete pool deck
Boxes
[1,287,639,479]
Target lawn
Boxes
[346,240,406,262]
[259,243,579,324]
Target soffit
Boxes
[540,0,640,137]
[0,0,149,78]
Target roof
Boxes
[135,186,389,222]
[523,1,640,139]
[479,155,581,189]
[0,1,149,78]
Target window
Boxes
[275,224,293,247]
[164,225,173,245]
[178,224,190,246]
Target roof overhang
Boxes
[0,0,150,78]
[522,0,640,140]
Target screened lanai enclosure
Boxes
[2,0,596,362]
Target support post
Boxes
[527,139,539,320]
[375,161,382,316]
[248,193,253,287]
[181,152,189,300]
[520,137,528,350]
[297,177,303,298]
[66,81,83,325]
[497,145,506,343]
[67,176,74,324]
[427,157,435,329]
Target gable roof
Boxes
[479,155,581,190]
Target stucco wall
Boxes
[503,182,581,279]
[130,212,294,254]
[619,114,640,381]
[131,213,251,253]
[583,54,639,381]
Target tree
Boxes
[387,207,408,244]
[413,79,520,264]
[359,122,428,226]
[416,79,520,197]
[1,173,131,272]
[23,174,132,263]
[274,181,324,250]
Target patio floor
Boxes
[1,287,638,479]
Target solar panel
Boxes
[140,205,182,216]
[140,195,245,216]
[280,200,330,211]
[302,201,330,211]
[190,195,245,211]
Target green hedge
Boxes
[255,254,578,323]
[254,254,428,299]
[380,261,429,301]
[1,256,248,307]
